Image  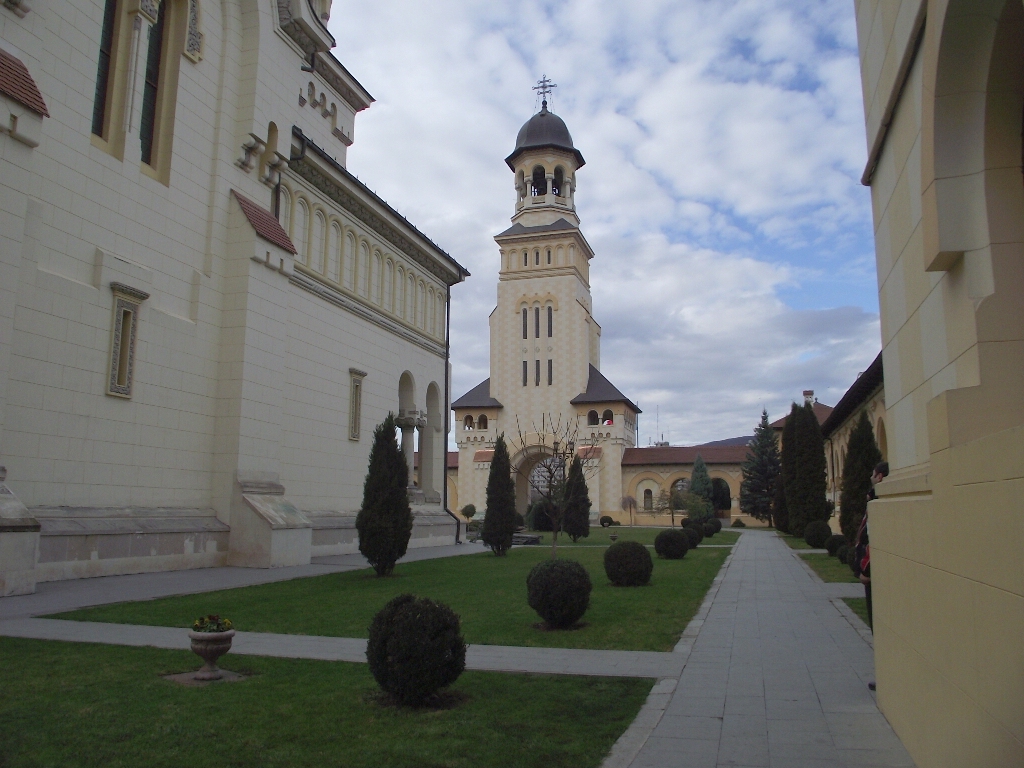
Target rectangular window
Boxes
[547,305,552,337]
[106,282,149,398]
[534,307,540,338]
[92,0,119,137]
[535,359,540,386]
[522,360,528,387]
[349,369,366,440]
[547,359,552,385]
[522,308,527,339]
[523,251,528,267]
[547,249,551,264]
[140,1,167,166]
[535,250,540,265]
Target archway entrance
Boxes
[511,446,556,517]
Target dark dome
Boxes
[505,104,585,170]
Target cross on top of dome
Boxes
[533,75,556,110]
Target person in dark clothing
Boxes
[856,461,888,691]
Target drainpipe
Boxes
[443,282,461,543]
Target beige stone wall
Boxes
[855,1,1024,764]
[621,463,742,515]
[823,385,887,510]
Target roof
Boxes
[232,191,297,254]
[571,365,640,413]
[771,401,833,429]
[622,445,749,466]
[0,48,49,117]
[451,378,503,409]
[496,218,578,239]
[821,352,884,439]
[505,104,586,170]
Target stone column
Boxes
[396,412,417,485]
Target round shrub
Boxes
[803,520,832,549]
[731,518,746,528]
[610,519,621,526]
[825,534,846,556]
[703,521,717,538]
[836,543,850,565]
[654,529,689,559]
[682,526,702,548]
[366,594,466,705]
[604,541,654,586]
[526,559,592,628]
[709,518,723,533]
[599,515,614,528]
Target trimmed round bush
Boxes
[703,521,717,538]
[604,541,654,586]
[366,594,466,705]
[654,529,689,559]
[803,520,832,549]
[731,518,746,528]
[836,543,850,565]
[599,515,614,528]
[682,526,702,548]
[709,518,723,533]
[526,558,592,628]
[825,534,846,556]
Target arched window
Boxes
[419,282,426,328]
[328,223,342,282]
[553,166,564,196]
[602,410,614,425]
[535,249,540,266]
[311,211,326,274]
[344,233,355,289]
[588,410,599,426]
[547,305,553,337]
[396,268,405,317]
[385,260,394,311]
[358,242,369,296]
[547,248,551,264]
[373,252,382,303]
[478,415,487,430]
[523,250,528,267]
[532,165,546,196]
[643,489,653,510]
[407,273,415,321]
[534,306,540,338]
[522,307,528,339]
[463,415,474,429]
[279,187,292,235]
[293,199,309,264]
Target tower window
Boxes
[522,308,527,339]
[140,0,167,166]
[535,249,540,265]
[464,415,474,429]
[534,307,540,338]
[547,306,552,337]
[602,410,614,425]
[478,415,488,429]
[547,359,552,385]
[532,166,546,196]
[547,249,551,264]
[535,359,540,386]
[553,167,564,196]
[588,410,599,426]
[92,0,119,137]
[523,251,528,267]
[523,360,528,386]
[644,489,653,511]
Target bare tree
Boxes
[509,414,601,559]
[620,496,637,528]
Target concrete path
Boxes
[609,530,915,768]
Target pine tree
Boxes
[482,434,516,556]
[739,409,781,525]
[690,454,712,501]
[356,414,414,576]
[780,403,799,529]
[784,402,830,537]
[561,456,591,543]
[839,410,882,542]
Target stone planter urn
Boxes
[609,533,619,542]
[189,629,235,681]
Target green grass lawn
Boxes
[0,637,650,768]
[843,597,870,626]
[800,553,858,583]
[779,533,816,549]
[53,547,729,652]
[532,527,740,547]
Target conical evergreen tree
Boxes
[839,410,882,542]
[740,409,781,525]
[782,402,830,537]
[690,454,712,501]
[356,414,413,576]
[773,469,789,533]
[561,456,592,543]
[780,403,799,529]
[482,434,516,556]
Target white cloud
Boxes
[328,0,881,447]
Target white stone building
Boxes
[0,0,467,596]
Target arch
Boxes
[358,241,369,296]
[427,287,435,333]
[477,414,488,430]
[516,169,525,200]
[602,409,614,425]
[463,415,474,429]
[553,166,564,196]
[293,198,309,264]
[344,232,355,289]
[396,266,405,317]
[279,185,292,235]
[373,250,383,303]
[587,410,599,426]
[876,418,888,462]
[311,210,326,274]
[418,281,426,328]
[328,221,341,282]
[643,489,653,511]
[509,444,556,516]
[398,371,415,412]
[422,382,442,498]
[407,273,415,322]
[531,165,546,196]
[385,259,394,311]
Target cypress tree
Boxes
[780,403,799,528]
[711,478,732,513]
[740,409,781,525]
[356,414,413,576]
[561,456,592,543]
[773,469,789,533]
[690,454,712,501]
[839,410,882,542]
[482,434,516,556]
[783,402,830,537]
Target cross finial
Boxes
[533,75,556,109]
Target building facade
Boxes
[0,0,467,596]
[854,1,1023,764]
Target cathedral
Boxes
[451,95,745,520]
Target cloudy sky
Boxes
[328,0,881,448]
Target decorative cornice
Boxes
[110,282,151,302]
[289,269,445,358]
[275,0,334,57]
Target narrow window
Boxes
[534,307,540,338]
[523,251,528,267]
[463,415,474,429]
[535,249,540,265]
[547,248,551,264]
[522,361,528,387]
[115,309,133,388]
[588,410,599,426]
[535,359,540,386]
[602,409,614,425]
[349,369,366,440]
[478,415,487,429]
[547,305,552,337]
[106,283,149,398]
[553,167,564,196]
[140,0,167,166]
[643,489,653,511]
[522,308,528,339]
[547,359,552,385]
[532,165,546,196]
[92,0,119,137]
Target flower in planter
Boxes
[192,614,233,633]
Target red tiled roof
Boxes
[0,48,49,117]
[622,445,748,466]
[232,190,297,254]
[770,401,833,429]
[472,449,494,463]
[414,451,460,469]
